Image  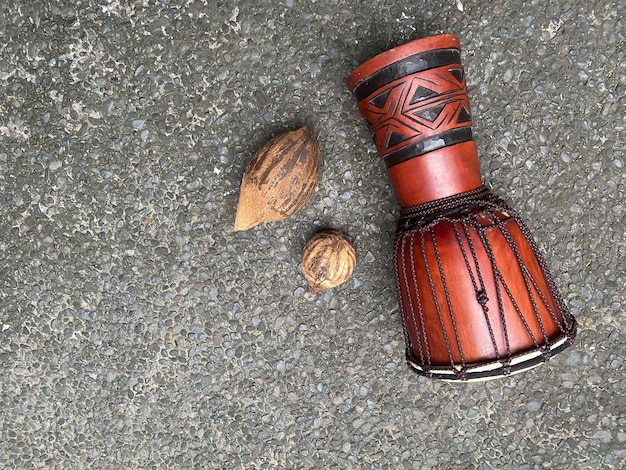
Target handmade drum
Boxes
[347,34,577,381]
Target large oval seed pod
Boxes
[234,126,321,231]
[302,230,356,293]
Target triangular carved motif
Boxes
[457,105,472,123]
[449,68,464,83]
[369,88,392,109]
[409,85,438,104]
[414,104,446,123]
[387,130,410,148]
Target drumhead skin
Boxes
[349,36,577,381]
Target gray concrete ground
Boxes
[1,0,624,468]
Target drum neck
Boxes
[387,141,483,207]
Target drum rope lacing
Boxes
[395,186,577,380]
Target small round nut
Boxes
[302,230,356,293]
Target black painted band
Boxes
[353,48,462,102]
[384,127,473,168]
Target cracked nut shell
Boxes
[234,126,321,231]
[302,230,356,293]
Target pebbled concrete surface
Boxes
[0,0,624,468]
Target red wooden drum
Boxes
[347,35,577,381]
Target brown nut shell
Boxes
[302,230,356,293]
[234,126,321,231]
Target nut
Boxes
[234,126,321,231]
[302,230,356,293]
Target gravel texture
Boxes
[0,0,624,468]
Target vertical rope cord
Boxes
[410,233,432,370]
[397,233,430,369]
[452,221,500,360]
[420,230,457,371]
[472,220,514,361]
[431,226,468,377]
[494,214,552,346]
[499,203,577,336]
[394,235,413,359]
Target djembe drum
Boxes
[347,34,577,381]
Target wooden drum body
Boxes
[348,35,577,381]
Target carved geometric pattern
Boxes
[358,64,473,158]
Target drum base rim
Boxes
[407,332,575,382]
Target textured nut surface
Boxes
[234,126,321,231]
[302,230,356,293]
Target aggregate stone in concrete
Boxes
[0,0,624,469]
